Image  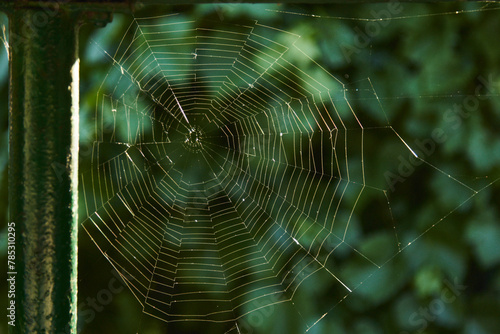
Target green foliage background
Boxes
[1,2,500,334]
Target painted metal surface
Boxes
[0,0,493,12]
[8,8,80,333]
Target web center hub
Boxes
[184,126,204,152]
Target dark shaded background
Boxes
[1,2,500,334]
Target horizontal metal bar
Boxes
[0,0,495,13]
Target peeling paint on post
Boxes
[8,7,80,334]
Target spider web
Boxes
[79,12,495,334]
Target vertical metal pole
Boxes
[9,7,79,333]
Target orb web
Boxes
[79,12,490,333]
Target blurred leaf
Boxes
[414,266,443,297]
[465,208,500,268]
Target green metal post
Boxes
[8,7,80,333]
